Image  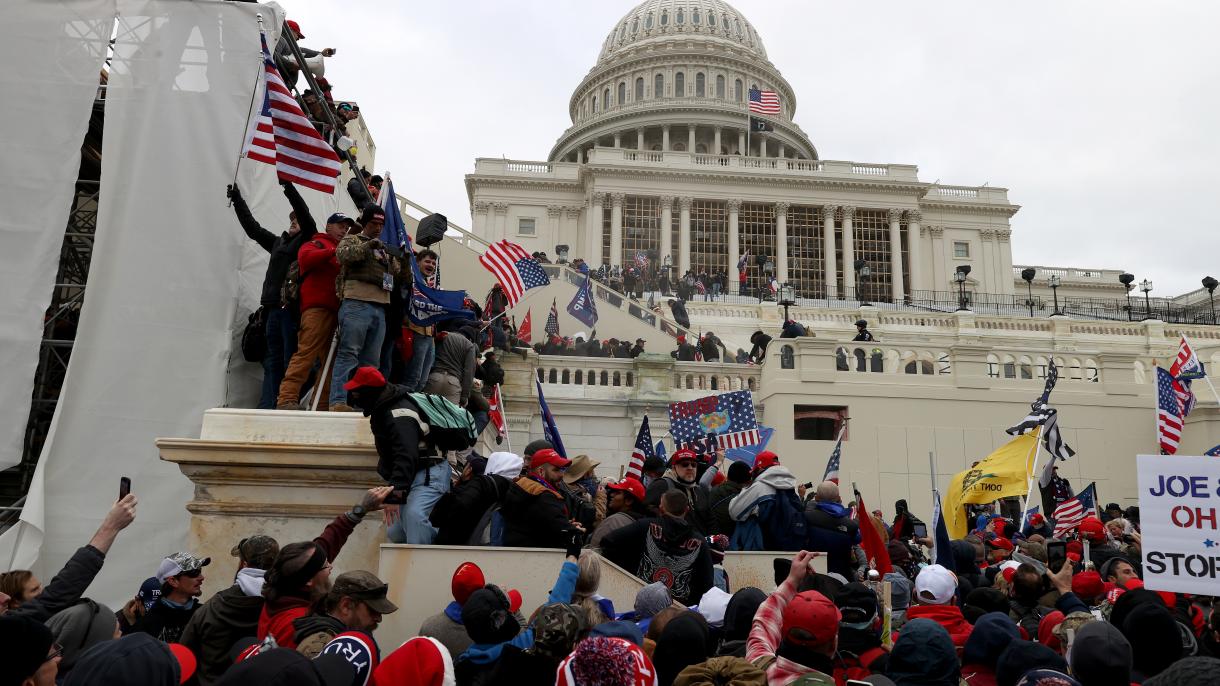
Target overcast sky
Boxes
[288,0,1220,297]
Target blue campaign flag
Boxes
[567,272,599,328]
[724,426,774,466]
[536,379,568,458]
[655,440,667,463]
[407,253,472,327]
[1206,444,1220,456]
[377,175,410,251]
[931,491,956,573]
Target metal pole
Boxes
[1019,429,1045,523]
[1026,282,1033,317]
[310,329,340,411]
[1126,292,1133,321]
[1052,286,1059,316]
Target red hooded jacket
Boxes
[296,233,341,312]
[902,604,974,655]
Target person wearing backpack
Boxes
[431,453,519,546]
[344,365,476,545]
[727,452,808,552]
[227,182,318,409]
[804,482,862,580]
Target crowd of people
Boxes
[4,446,1217,685]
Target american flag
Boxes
[242,31,341,193]
[1052,483,1097,538]
[545,299,560,337]
[634,251,648,269]
[479,240,550,307]
[668,390,759,449]
[626,415,654,480]
[823,427,844,484]
[1157,366,1184,454]
[748,88,780,115]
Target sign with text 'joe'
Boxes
[1136,454,1220,595]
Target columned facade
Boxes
[678,197,692,274]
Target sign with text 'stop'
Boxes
[1136,454,1220,595]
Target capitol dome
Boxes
[549,0,817,162]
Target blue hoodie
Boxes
[458,560,579,665]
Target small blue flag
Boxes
[536,379,567,458]
[407,253,472,327]
[377,176,410,251]
[1206,444,1220,457]
[655,440,667,463]
[566,272,599,328]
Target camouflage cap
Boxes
[1052,610,1098,645]
[330,570,398,615]
[231,535,280,570]
[155,551,211,584]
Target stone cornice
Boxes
[919,200,1021,217]
[464,174,582,196]
[579,163,929,197]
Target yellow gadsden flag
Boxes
[943,431,1040,538]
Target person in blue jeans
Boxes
[402,249,440,392]
[386,459,451,544]
[328,205,399,411]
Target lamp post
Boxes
[1203,276,1218,325]
[1021,267,1036,317]
[779,283,796,321]
[1048,274,1062,316]
[859,264,872,306]
[1140,279,1154,320]
[954,265,971,311]
[1119,273,1135,321]
[555,244,570,264]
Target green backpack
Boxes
[408,393,478,451]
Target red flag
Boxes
[517,309,532,344]
[488,384,507,440]
[855,490,893,575]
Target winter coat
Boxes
[748,334,772,362]
[669,301,691,329]
[433,473,513,545]
[717,588,767,658]
[419,602,474,660]
[886,618,962,686]
[501,476,576,549]
[180,581,266,685]
[728,467,797,521]
[10,545,105,624]
[590,507,650,549]
[744,576,836,686]
[432,331,478,404]
[296,233,341,312]
[232,183,318,307]
[708,480,745,538]
[365,383,433,489]
[644,474,714,536]
[902,604,974,656]
[960,612,1019,686]
[63,632,181,686]
[129,599,199,644]
[599,516,714,606]
[292,612,346,657]
[804,500,862,580]
[256,514,357,649]
[673,342,698,361]
[699,335,725,361]
[336,233,401,304]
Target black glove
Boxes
[565,529,584,559]
[226,184,240,201]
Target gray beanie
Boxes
[634,582,672,619]
[46,599,118,672]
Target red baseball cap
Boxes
[507,589,523,613]
[1077,516,1106,542]
[606,477,645,501]
[1029,513,1045,526]
[343,365,386,391]
[168,643,197,684]
[530,448,571,470]
[753,451,780,473]
[452,562,486,605]
[781,591,841,646]
[1066,540,1083,556]
[286,19,304,37]
[670,449,698,466]
[1072,570,1104,598]
[990,536,1014,551]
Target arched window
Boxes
[695,73,705,97]
[654,73,664,97]
[693,8,701,24]
[591,94,598,112]
[617,25,624,42]
[617,82,626,105]
[734,79,743,101]
[676,8,685,24]
[631,17,639,34]
[780,345,795,369]
[660,10,668,26]
[645,13,654,29]
[716,75,725,98]
[635,77,644,100]
[675,72,684,97]
[708,12,717,27]
[603,87,610,107]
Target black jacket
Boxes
[644,476,714,535]
[599,516,714,606]
[11,545,105,624]
[130,599,199,644]
[699,335,725,361]
[231,183,317,307]
[479,358,505,388]
[432,473,513,545]
[805,503,861,580]
[180,584,265,686]
[365,384,431,488]
[749,333,772,362]
[500,476,577,549]
[672,342,697,361]
[669,301,691,329]
[708,480,745,538]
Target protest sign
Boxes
[1136,454,1220,595]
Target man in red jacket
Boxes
[902,564,973,656]
[277,212,355,410]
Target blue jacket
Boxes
[459,560,579,665]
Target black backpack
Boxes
[758,490,810,551]
[240,307,267,362]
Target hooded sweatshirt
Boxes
[180,573,268,686]
[598,515,714,606]
[960,612,1020,686]
[903,603,973,655]
[652,613,712,686]
[45,600,118,675]
[885,618,961,686]
[63,633,180,686]
[718,587,767,657]
[1069,621,1132,686]
[727,466,797,520]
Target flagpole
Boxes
[1018,427,1045,522]
[230,13,267,207]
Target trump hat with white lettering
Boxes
[318,631,380,686]
[915,564,958,605]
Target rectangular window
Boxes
[852,209,894,303]
[517,217,536,236]
[794,405,848,441]
[690,200,728,278]
[953,241,970,258]
[786,205,824,298]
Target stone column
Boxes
[737,129,746,155]
[777,143,786,158]
[842,206,856,294]
[613,132,622,148]
[906,209,923,293]
[688,125,696,153]
[636,128,645,150]
[610,193,625,267]
[822,205,838,298]
[929,226,946,291]
[775,202,790,284]
[587,192,605,265]
[472,201,490,237]
[662,125,671,151]
[493,202,509,237]
[659,196,674,268]
[714,127,722,155]
[888,208,905,302]
[547,205,562,244]
[678,197,693,274]
[727,199,741,284]
[759,136,767,158]
[564,206,582,250]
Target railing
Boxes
[542,265,695,341]
[536,356,636,389]
[529,354,760,395]
[1012,265,1124,281]
[504,161,552,173]
[829,343,1105,384]
[672,362,759,392]
[932,186,978,198]
[851,164,889,176]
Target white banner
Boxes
[1136,454,1220,595]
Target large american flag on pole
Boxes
[668,391,759,449]
[748,88,780,115]
[822,427,844,484]
[544,299,560,337]
[1157,366,1184,454]
[242,31,341,193]
[626,416,654,480]
[478,240,550,307]
[1052,483,1097,538]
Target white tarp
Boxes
[0,1,114,470]
[1136,454,1220,595]
[0,0,359,606]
